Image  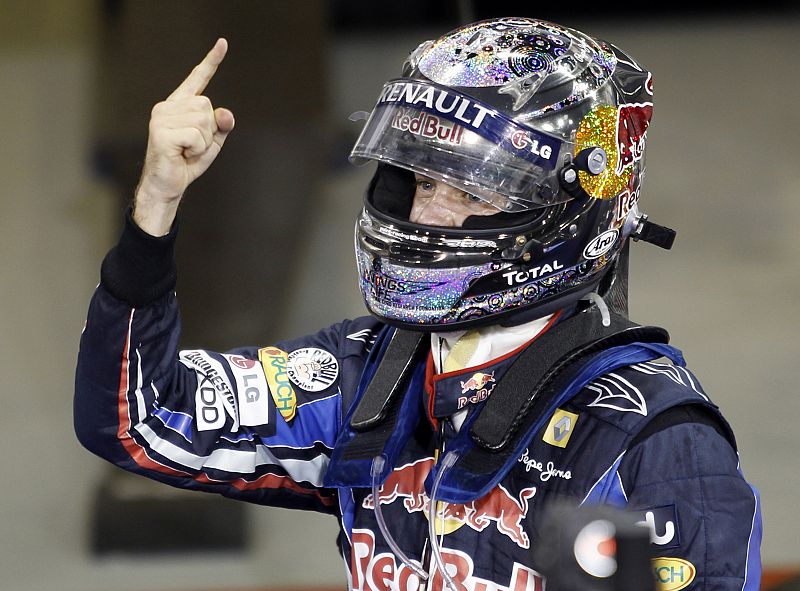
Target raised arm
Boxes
[133,38,235,237]
[73,41,362,513]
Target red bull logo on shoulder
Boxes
[363,458,537,549]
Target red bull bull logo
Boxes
[458,371,496,409]
[616,103,652,175]
[362,457,432,513]
[449,484,537,549]
[573,101,652,201]
[362,458,537,549]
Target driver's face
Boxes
[409,174,499,227]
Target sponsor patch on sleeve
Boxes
[634,504,680,548]
[223,354,271,427]
[180,350,239,431]
[286,347,339,393]
[258,347,297,422]
[652,557,695,591]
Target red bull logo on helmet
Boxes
[352,528,545,591]
[574,101,652,201]
[362,458,537,549]
[616,102,652,176]
[391,108,465,145]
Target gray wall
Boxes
[0,4,797,590]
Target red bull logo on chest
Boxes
[352,529,545,591]
[362,458,537,549]
[458,371,496,409]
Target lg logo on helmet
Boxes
[510,130,553,160]
[583,229,619,260]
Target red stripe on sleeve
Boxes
[116,309,190,477]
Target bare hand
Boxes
[134,39,235,236]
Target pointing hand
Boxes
[134,39,235,236]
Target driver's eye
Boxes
[466,194,483,203]
[417,180,435,192]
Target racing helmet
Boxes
[350,17,672,331]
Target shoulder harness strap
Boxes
[333,306,671,495]
[350,328,427,432]
[349,307,667,442]
[470,307,668,451]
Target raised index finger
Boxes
[167,38,228,100]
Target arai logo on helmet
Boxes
[583,229,619,260]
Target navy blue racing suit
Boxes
[75,213,761,591]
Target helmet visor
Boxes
[350,79,572,212]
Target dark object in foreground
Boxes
[536,504,653,591]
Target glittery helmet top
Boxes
[416,18,614,111]
[350,18,658,331]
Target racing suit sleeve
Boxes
[618,405,762,591]
[74,211,369,513]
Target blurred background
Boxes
[1,1,798,590]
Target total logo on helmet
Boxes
[362,458,537,549]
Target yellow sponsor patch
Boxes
[652,557,696,591]
[542,408,579,448]
[258,347,297,422]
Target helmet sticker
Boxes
[616,103,653,174]
[575,105,631,200]
[575,102,652,200]
[375,79,561,170]
[390,108,465,145]
[378,80,493,130]
[583,229,619,260]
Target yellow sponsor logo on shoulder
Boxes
[542,408,579,448]
[652,557,696,591]
[258,347,297,422]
